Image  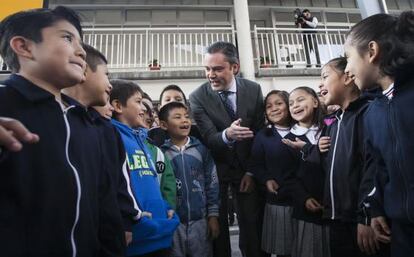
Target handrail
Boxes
[84,27,234,32]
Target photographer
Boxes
[296,9,321,67]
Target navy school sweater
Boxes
[0,74,125,257]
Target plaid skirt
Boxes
[261,203,294,255]
[291,219,330,257]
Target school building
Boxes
[0,0,412,99]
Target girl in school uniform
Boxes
[286,86,329,257]
[250,90,295,257]
[343,11,414,257]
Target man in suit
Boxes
[189,42,268,257]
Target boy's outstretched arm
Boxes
[0,117,39,152]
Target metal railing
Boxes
[0,26,349,73]
[254,26,348,69]
[83,26,235,71]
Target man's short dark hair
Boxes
[302,9,310,13]
[206,41,239,65]
[110,79,144,106]
[0,6,82,72]
[158,102,188,122]
[83,44,107,72]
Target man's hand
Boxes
[225,119,254,141]
[371,216,391,244]
[125,231,132,246]
[357,224,379,255]
[240,174,255,193]
[265,180,279,194]
[282,137,306,150]
[208,216,220,240]
[167,209,175,219]
[305,198,323,212]
[0,117,39,152]
[318,136,331,153]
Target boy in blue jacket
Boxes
[159,102,220,257]
[109,79,179,257]
[0,6,125,257]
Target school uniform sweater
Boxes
[0,74,125,257]
[364,75,414,224]
[301,96,374,224]
[287,125,325,224]
[88,109,141,231]
[249,125,297,206]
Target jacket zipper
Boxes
[329,112,343,219]
[60,104,81,257]
[180,148,191,222]
[388,100,414,222]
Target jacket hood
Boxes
[160,136,201,152]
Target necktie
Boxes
[219,91,236,121]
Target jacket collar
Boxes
[3,74,55,102]
[111,119,149,141]
[161,136,200,152]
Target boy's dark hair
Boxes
[159,84,188,105]
[302,9,310,14]
[0,6,82,72]
[159,102,189,122]
[110,79,144,106]
[206,41,239,65]
[83,44,107,72]
[325,56,347,74]
[142,92,153,102]
[264,90,293,126]
[291,86,325,130]
[346,11,414,82]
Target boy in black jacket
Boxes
[0,6,124,257]
[63,44,142,247]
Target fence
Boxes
[83,27,235,71]
[0,26,349,72]
[254,26,348,69]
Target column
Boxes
[357,0,388,18]
[233,0,255,81]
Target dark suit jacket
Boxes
[189,77,265,182]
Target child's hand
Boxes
[239,174,255,193]
[0,117,39,152]
[208,216,220,240]
[282,137,306,150]
[357,224,379,255]
[141,211,152,219]
[265,180,279,193]
[318,136,331,153]
[371,216,391,244]
[125,231,132,246]
[167,209,175,219]
[305,198,323,212]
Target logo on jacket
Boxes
[156,161,165,174]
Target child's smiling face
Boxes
[319,64,347,106]
[289,89,318,127]
[344,38,379,91]
[265,93,290,127]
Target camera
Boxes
[293,8,305,25]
